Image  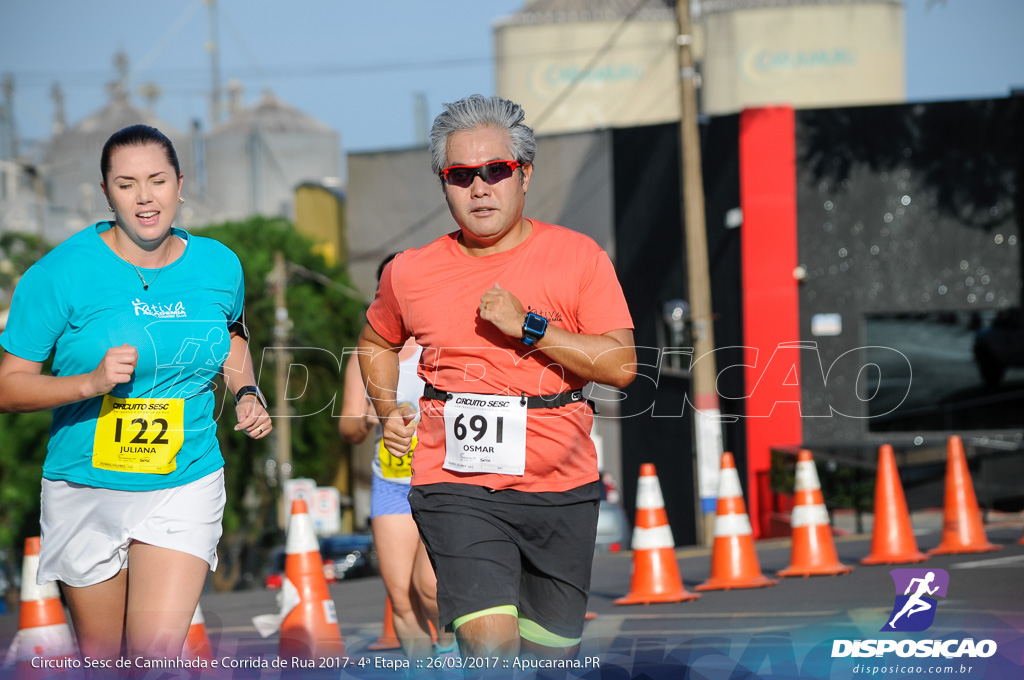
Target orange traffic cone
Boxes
[278,499,345,659]
[182,603,213,661]
[697,452,777,590]
[929,435,1001,555]
[615,463,699,605]
[861,444,928,565]
[3,537,77,678]
[366,596,402,651]
[777,450,853,578]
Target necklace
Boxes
[112,232,174,291]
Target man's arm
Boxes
[532,326,635,388]
[357,323,417,455]
[480,285,636,389]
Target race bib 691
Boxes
[442,394,527,476]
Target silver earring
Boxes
[108,206,115,213]
[178,197,185,205]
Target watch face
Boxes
[525,313,548,335]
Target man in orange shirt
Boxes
[358,94,636,661]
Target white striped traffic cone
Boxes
[697,452,777,590]
[3,537,77,679]
[777,450,852,577]
[252,500,346,660]
[278,500,345,659]
[615,463,699,604]
[182,603,213,661]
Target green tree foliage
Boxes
[0,233,51,301]
[0,233,52,552]
[194,216,366,589]
[0,411,47,549]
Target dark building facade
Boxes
[613,97,1021,543]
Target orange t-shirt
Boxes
[365,220,633,492]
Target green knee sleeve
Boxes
[518,617,582,648]
[452,605,519,631]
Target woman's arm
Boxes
[221,332,272,438]
[0,346,137,414]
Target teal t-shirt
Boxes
[1,221,245,491]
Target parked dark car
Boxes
[265,533,378,589]
[973,308,1024,386]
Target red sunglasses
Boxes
[440,160,522,188]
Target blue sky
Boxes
[0,0,1021,154]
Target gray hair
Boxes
[429,94,537,176]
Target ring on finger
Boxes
[257,426,264,434]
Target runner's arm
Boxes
[222,331,272,437]
[221,332,260,397]
[339,353,377,444]
[480,286,636,388]
[357,323,416,455]
[0,347,137,413]
[532,326,636,388]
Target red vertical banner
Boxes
[739,107,803,538]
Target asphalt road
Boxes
[2,519,1023,679]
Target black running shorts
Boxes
[408,481,600,639]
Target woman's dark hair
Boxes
[377,252,399,282]
[100,124,181,183]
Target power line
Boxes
[6,39,669,87]
[287,261,365,302]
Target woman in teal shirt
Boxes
[0,125,271,661]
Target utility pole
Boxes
[271,250,293,527]
[2,75,17,160]
[30,165,45,242]
[676,0,723,545]
[205,0,222,126]
[413,92,429,146]
[51,82,66,135]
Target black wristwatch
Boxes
[521,312,548,347]
[235,385,268,409]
